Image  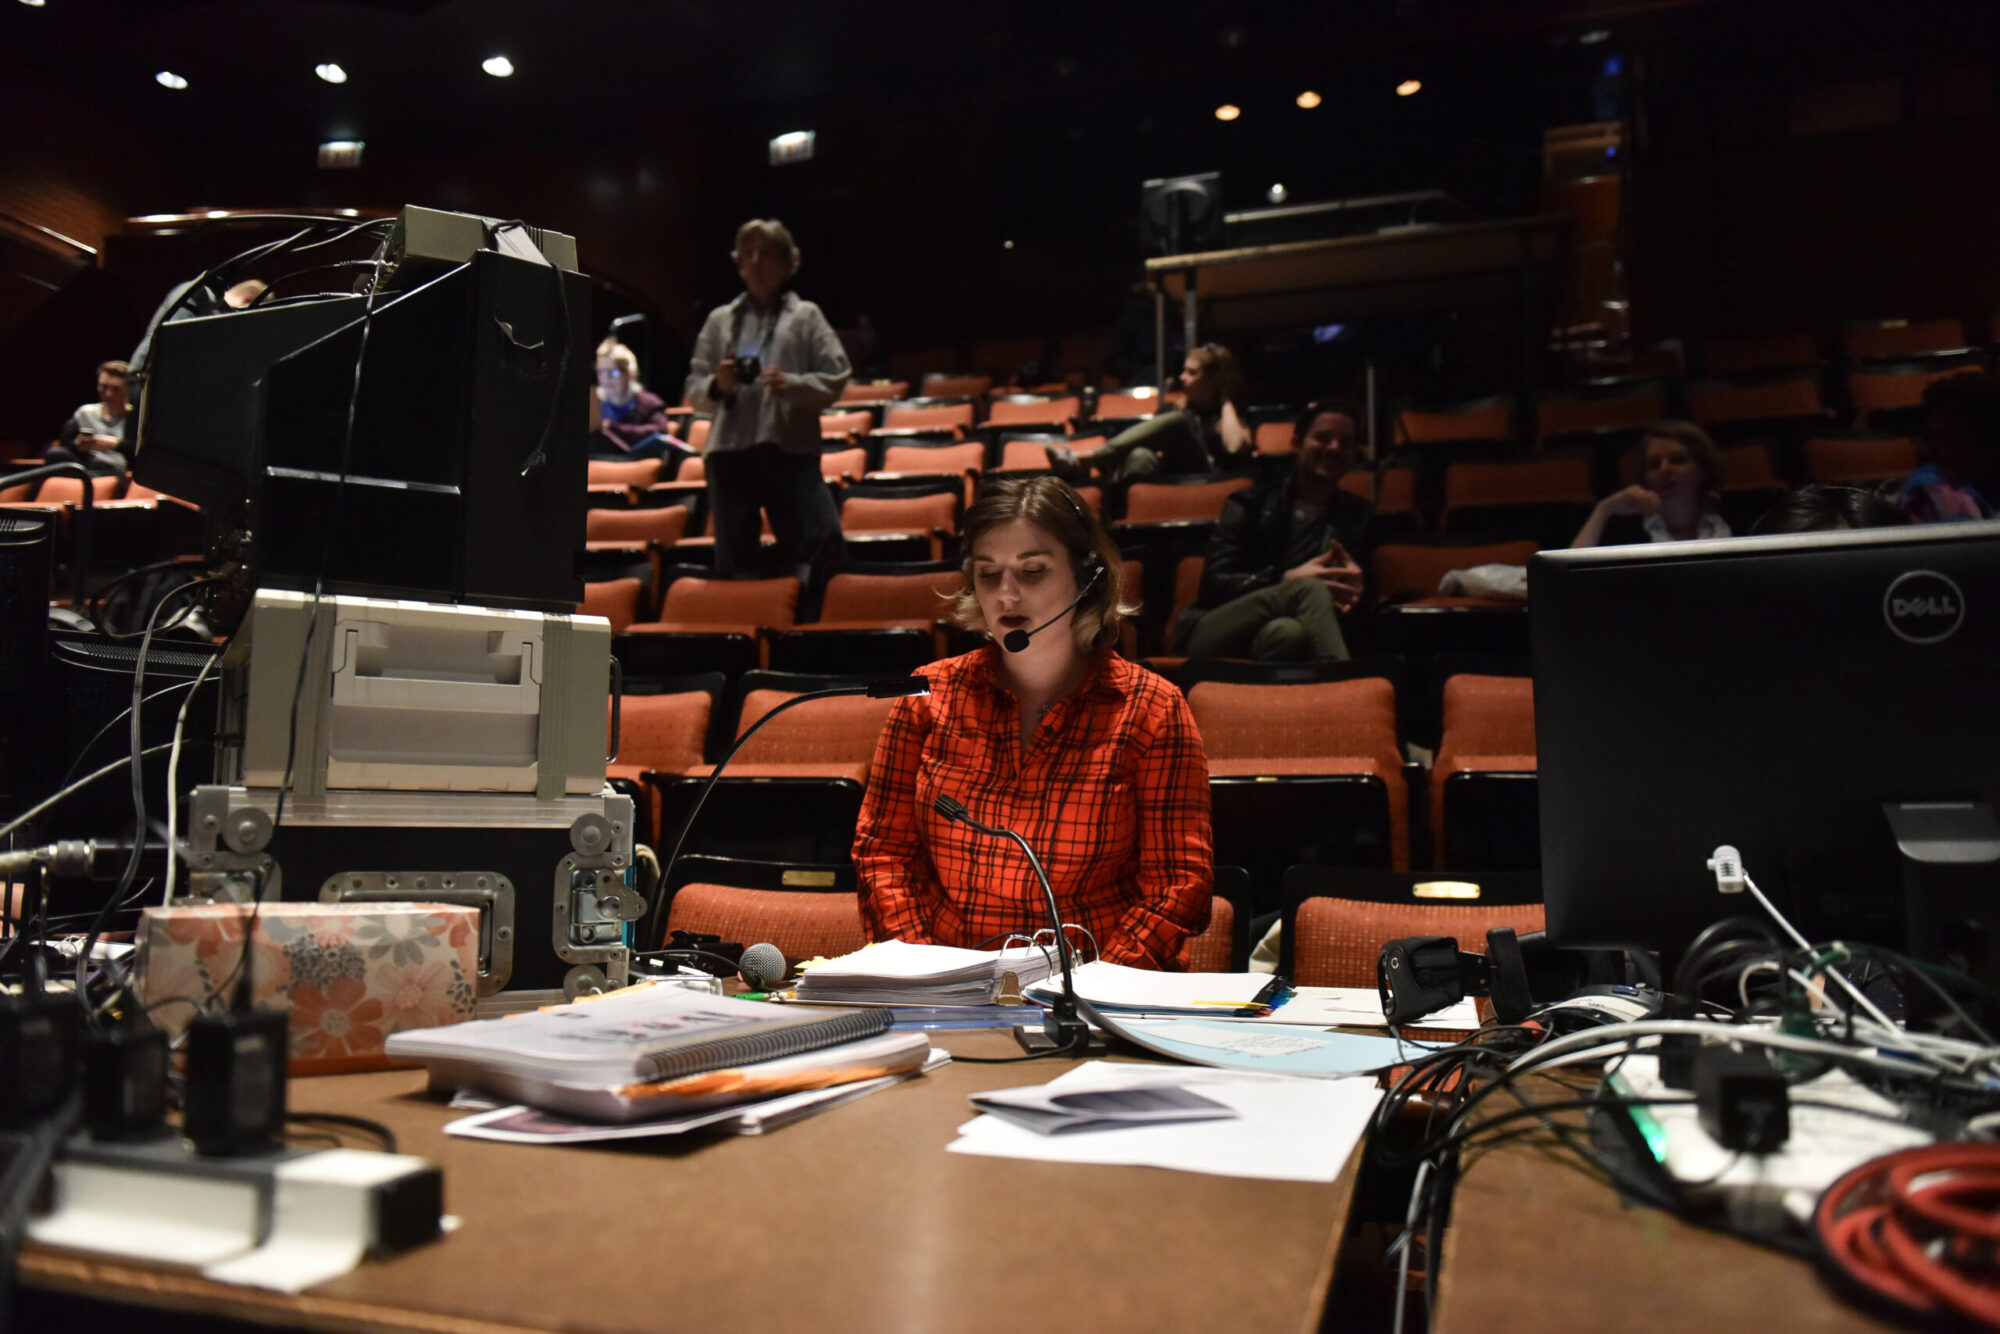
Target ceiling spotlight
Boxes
[1396,79,1422,97]
[155,70,189,90]
[1267,183,1288,204]
[18,1,48,9]
[1580,28,1611,45]
[1295,90,1322,110]
[481,55,514,78]
[1003,239,1015,250]
[1214,103,1241,122]
[317,140,364,169]
[315,63,347,84]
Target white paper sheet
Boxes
[948,1061,1381,1182]
[1264,986,1482,1031]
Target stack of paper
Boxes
[794,939,1055,1005]
[1022,960,1273,1015]
[383,982,923,1122]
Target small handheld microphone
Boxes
[1001,560,1104,653]
[738,942,788,991]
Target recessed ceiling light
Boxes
[481,55,514,78]
[1295,90,1322,109]
[315,63,347,84]
[1396,79,1422,97]
[317,140,364,169]
[1580,28,1611,45]
[156,70,189,90]
[1267,183,1288,204]
[1214,103,1241,122]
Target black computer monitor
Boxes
[1531,520,2000,958]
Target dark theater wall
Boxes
[0,56,174,445]
[1626,6,2000,343]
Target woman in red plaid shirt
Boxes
[854,476,1214,969]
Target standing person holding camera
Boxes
[685,220,851,588]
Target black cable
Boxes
[0,748,176,849]
[72,580,218,1020]
[950,1034,1092,1064]
[56,679,209,792]
[284,1111,396,1153]
[235,236,394,1015]
[488,220,571,479]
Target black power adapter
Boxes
[82,1023,171,1140]
[0,991,83,1128]
[182,1007,289,1156]
[1693,1044,1790,1152]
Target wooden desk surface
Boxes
[1430,1093,1902,1334]
[20,1033,1359,1334]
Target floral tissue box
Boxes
[136,902,480,1074]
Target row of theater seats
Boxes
[621,667,1539,976]
[0,466,207,577]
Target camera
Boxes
[734,354,761,382]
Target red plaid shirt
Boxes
[855,646,1213,970]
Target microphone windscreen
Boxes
[1001,628,1030,653]
[738,942,788,991]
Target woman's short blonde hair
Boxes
[732,219,800,277]
[951,475,1134,654]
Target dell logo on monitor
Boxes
[1884,569,1966,643]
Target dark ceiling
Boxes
[7,0,1739,157]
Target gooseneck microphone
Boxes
[1000,561,1104,654]
[932,793,1095,1055]
[639,676,931,950]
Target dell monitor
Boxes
[1532,520,2000,961]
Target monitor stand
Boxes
[1886,800,2000,997]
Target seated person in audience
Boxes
[1176,399,1373,662]
[593,338,680,457]
[1752,484,1903,534]
[1891,370,1999,523]
[44,359,133,477]
[855,475,1213,970]
[1047,343,1253,481]
[1571,421,1730,547]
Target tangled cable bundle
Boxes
[1816,1143,2000,1328]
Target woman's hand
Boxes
[1598,484,1660,518]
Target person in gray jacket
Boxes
[684,219,851,587]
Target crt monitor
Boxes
[1531,520,2000,959]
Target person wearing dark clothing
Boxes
[1048,343,1254,482]
[1178,401,1374,661]
[683,219,850,585]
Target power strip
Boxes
[1609,1052,1930,1232]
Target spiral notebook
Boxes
[383,982,890,1096]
